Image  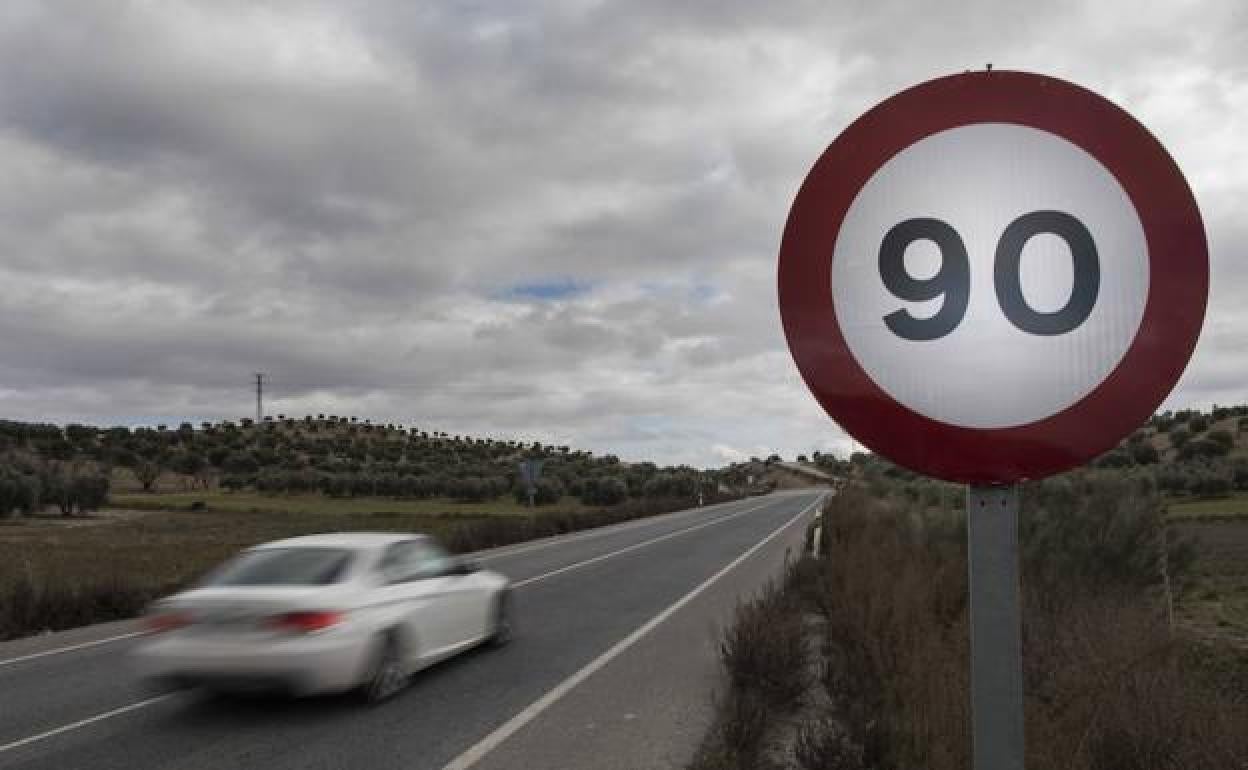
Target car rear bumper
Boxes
[132,629,373,696]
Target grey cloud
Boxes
[0,1,1244,467]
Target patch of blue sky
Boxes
[634,279,720,303]
[689,282,718,303]
[503,278,593,301]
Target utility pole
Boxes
[255,372,265,424]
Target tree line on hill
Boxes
[847,404,1248,505]
[0,415,720,516]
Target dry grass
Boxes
[1173,519,1248,648]
[1167,493,1248,520]
[0,495,717,640]
[108,490,592,517]
[691,484,1248,770]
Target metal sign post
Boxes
[968,484,1024,770]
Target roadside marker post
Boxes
[777,71,1208,769]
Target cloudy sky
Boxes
[0,1,1243,468]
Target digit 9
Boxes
[878,211,1100,340]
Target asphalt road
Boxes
[0,490,824,770]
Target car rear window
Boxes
[203,548,354,586]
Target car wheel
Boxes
[362,634,409,704]
[489,592,513,647]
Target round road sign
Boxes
[778,71,1207,484]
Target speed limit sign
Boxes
[779,71,1207,484]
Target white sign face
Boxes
[831,123,1149,430]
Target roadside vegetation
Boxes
[692,472,1248,769]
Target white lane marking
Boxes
[0,694,174,755]
[474,497,747,562]
[510,498,779,589]
[0,495,803,755]
[0,631,144,669]
[441,494,823,770]
[0,498,759,669]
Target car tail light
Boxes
[268,611,343,633]
[143,611,191,634]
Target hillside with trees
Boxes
[835,404,1248,505]
[0,414,721,517]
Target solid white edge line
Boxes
[0,631,145,669]
[0,694,174,755]
[441,493,823,770]
[0,497,762,669]
[510,498,778,589]
[473,496,747,562]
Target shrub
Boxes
[1208,429,1234,450]
[1131,442,1160,465]
[70,473,109,512]
[1232,459,1248,491]
[720,582,808,710]
[1023,474,1194,603]
[580,476,629,506]
[1,570,164,640]
[0,467,42,516]
[642,471,700,499]
[1179,438,1229,460]
[794,718,867,770]
[1187,470,1232,498]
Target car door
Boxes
[413,542,491,646]
[374,540,456,663]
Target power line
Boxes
[255,372,265,424]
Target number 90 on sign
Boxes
[880,210,1100,341]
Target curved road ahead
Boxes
[0,490,822,770]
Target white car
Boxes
[133,532,512,702]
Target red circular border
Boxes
[778,71,1208,484]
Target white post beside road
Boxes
[968,484,1025,770]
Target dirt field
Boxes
[0,506,480,598]
[1173,517,1248,647]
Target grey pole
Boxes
[967,484,1025,770]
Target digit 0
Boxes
[879,211,1100,339]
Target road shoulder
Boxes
[467,495,814,770]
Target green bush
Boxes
[1180,438,1229,460]
[1131,442,1160,465]
[0,467,42,516]
[580,476,629,506]
[1208,429,1234,450]
[1023,473,1194,603]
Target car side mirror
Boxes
[449,559,481,576]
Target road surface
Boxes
[0,490,823,770]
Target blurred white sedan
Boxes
[133,532,512,702]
